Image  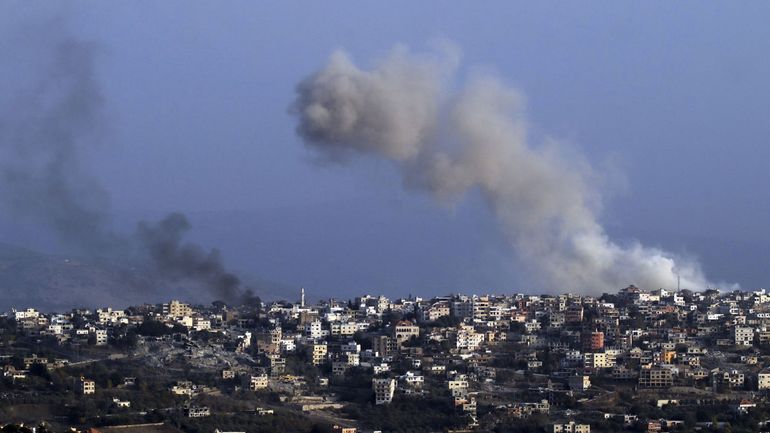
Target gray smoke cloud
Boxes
[293,46,721,293]
[0,22,249,304]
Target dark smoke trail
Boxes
[137,213,242,303]
[0,37,121,254]
[0,20,250,304]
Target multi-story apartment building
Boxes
[553,422,590,433]
[456,327,485,351]
[472,297,490,321]
[565,305,584,324]
[639,366,673,388]
[758,370,770,390]
[420,301,451,322]
[330,322,357,336]
[164,300,192,318]
[308,343,328,366]
[94,329,108,346]
[583,352,612,369]
[712,369,744,390]
[452,301,473,319]
[305,320,324,339]
[581,331,604,352]
[250,374,269,390]
[372,378,395,405]
[734,326,754,346]
[79,377,95,395]
[372,335,397,358]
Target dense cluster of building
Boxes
[5,285,770,432]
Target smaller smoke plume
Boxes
[0,36,122,255]
[293,46,723,293]
[0,20,251,305]
[137,213,242,303]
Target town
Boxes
[3,285,770,433]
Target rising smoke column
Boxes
[292,46,712,293]
[0,36,121,254]
[137,213,242,303]
[0,22,248,304]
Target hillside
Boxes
[0,243,157,312]
[0,242,295,312]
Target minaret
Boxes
[301,287,306,308]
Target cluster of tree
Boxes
[165,411,328,433]
[283,350,317,376]
[331,367,373,403]
[345,396,467,433]
[493,413,549,433]
[1,425,53,433]
[134,319,186,337]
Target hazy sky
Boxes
[2,2,770,300]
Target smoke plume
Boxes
[137,213,242,303]
[292,46,715,293]
[0,23,249,304]
[0,37,121,254]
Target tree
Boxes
[29,363,51,381]
[136,319,173,337]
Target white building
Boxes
[14,308,40,321]
[309,343,328,365]
[186,406,210,418]
[250,374,269,390]
[553,422,590,433]
[80,377,95,395]
[331,322,358,336]
[305,321,324,339]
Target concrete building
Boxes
[250,374,269,390]
[79,377,95,395]
[309,343,328,366]
[553,422,590,433]
[394,320,420,345]
[373,378,396,405]
[734,326,754,346]
[165,300,192,318]
[568,375,591,391]
[639,366,673,388]
[582,331,604,352]
[186,406,211,418]
[305,320,324,339]
[451,301,473,319]
[372,335,397,358]
[712,369,744,390]
[94,329,108,346]
[758,370,770,390]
